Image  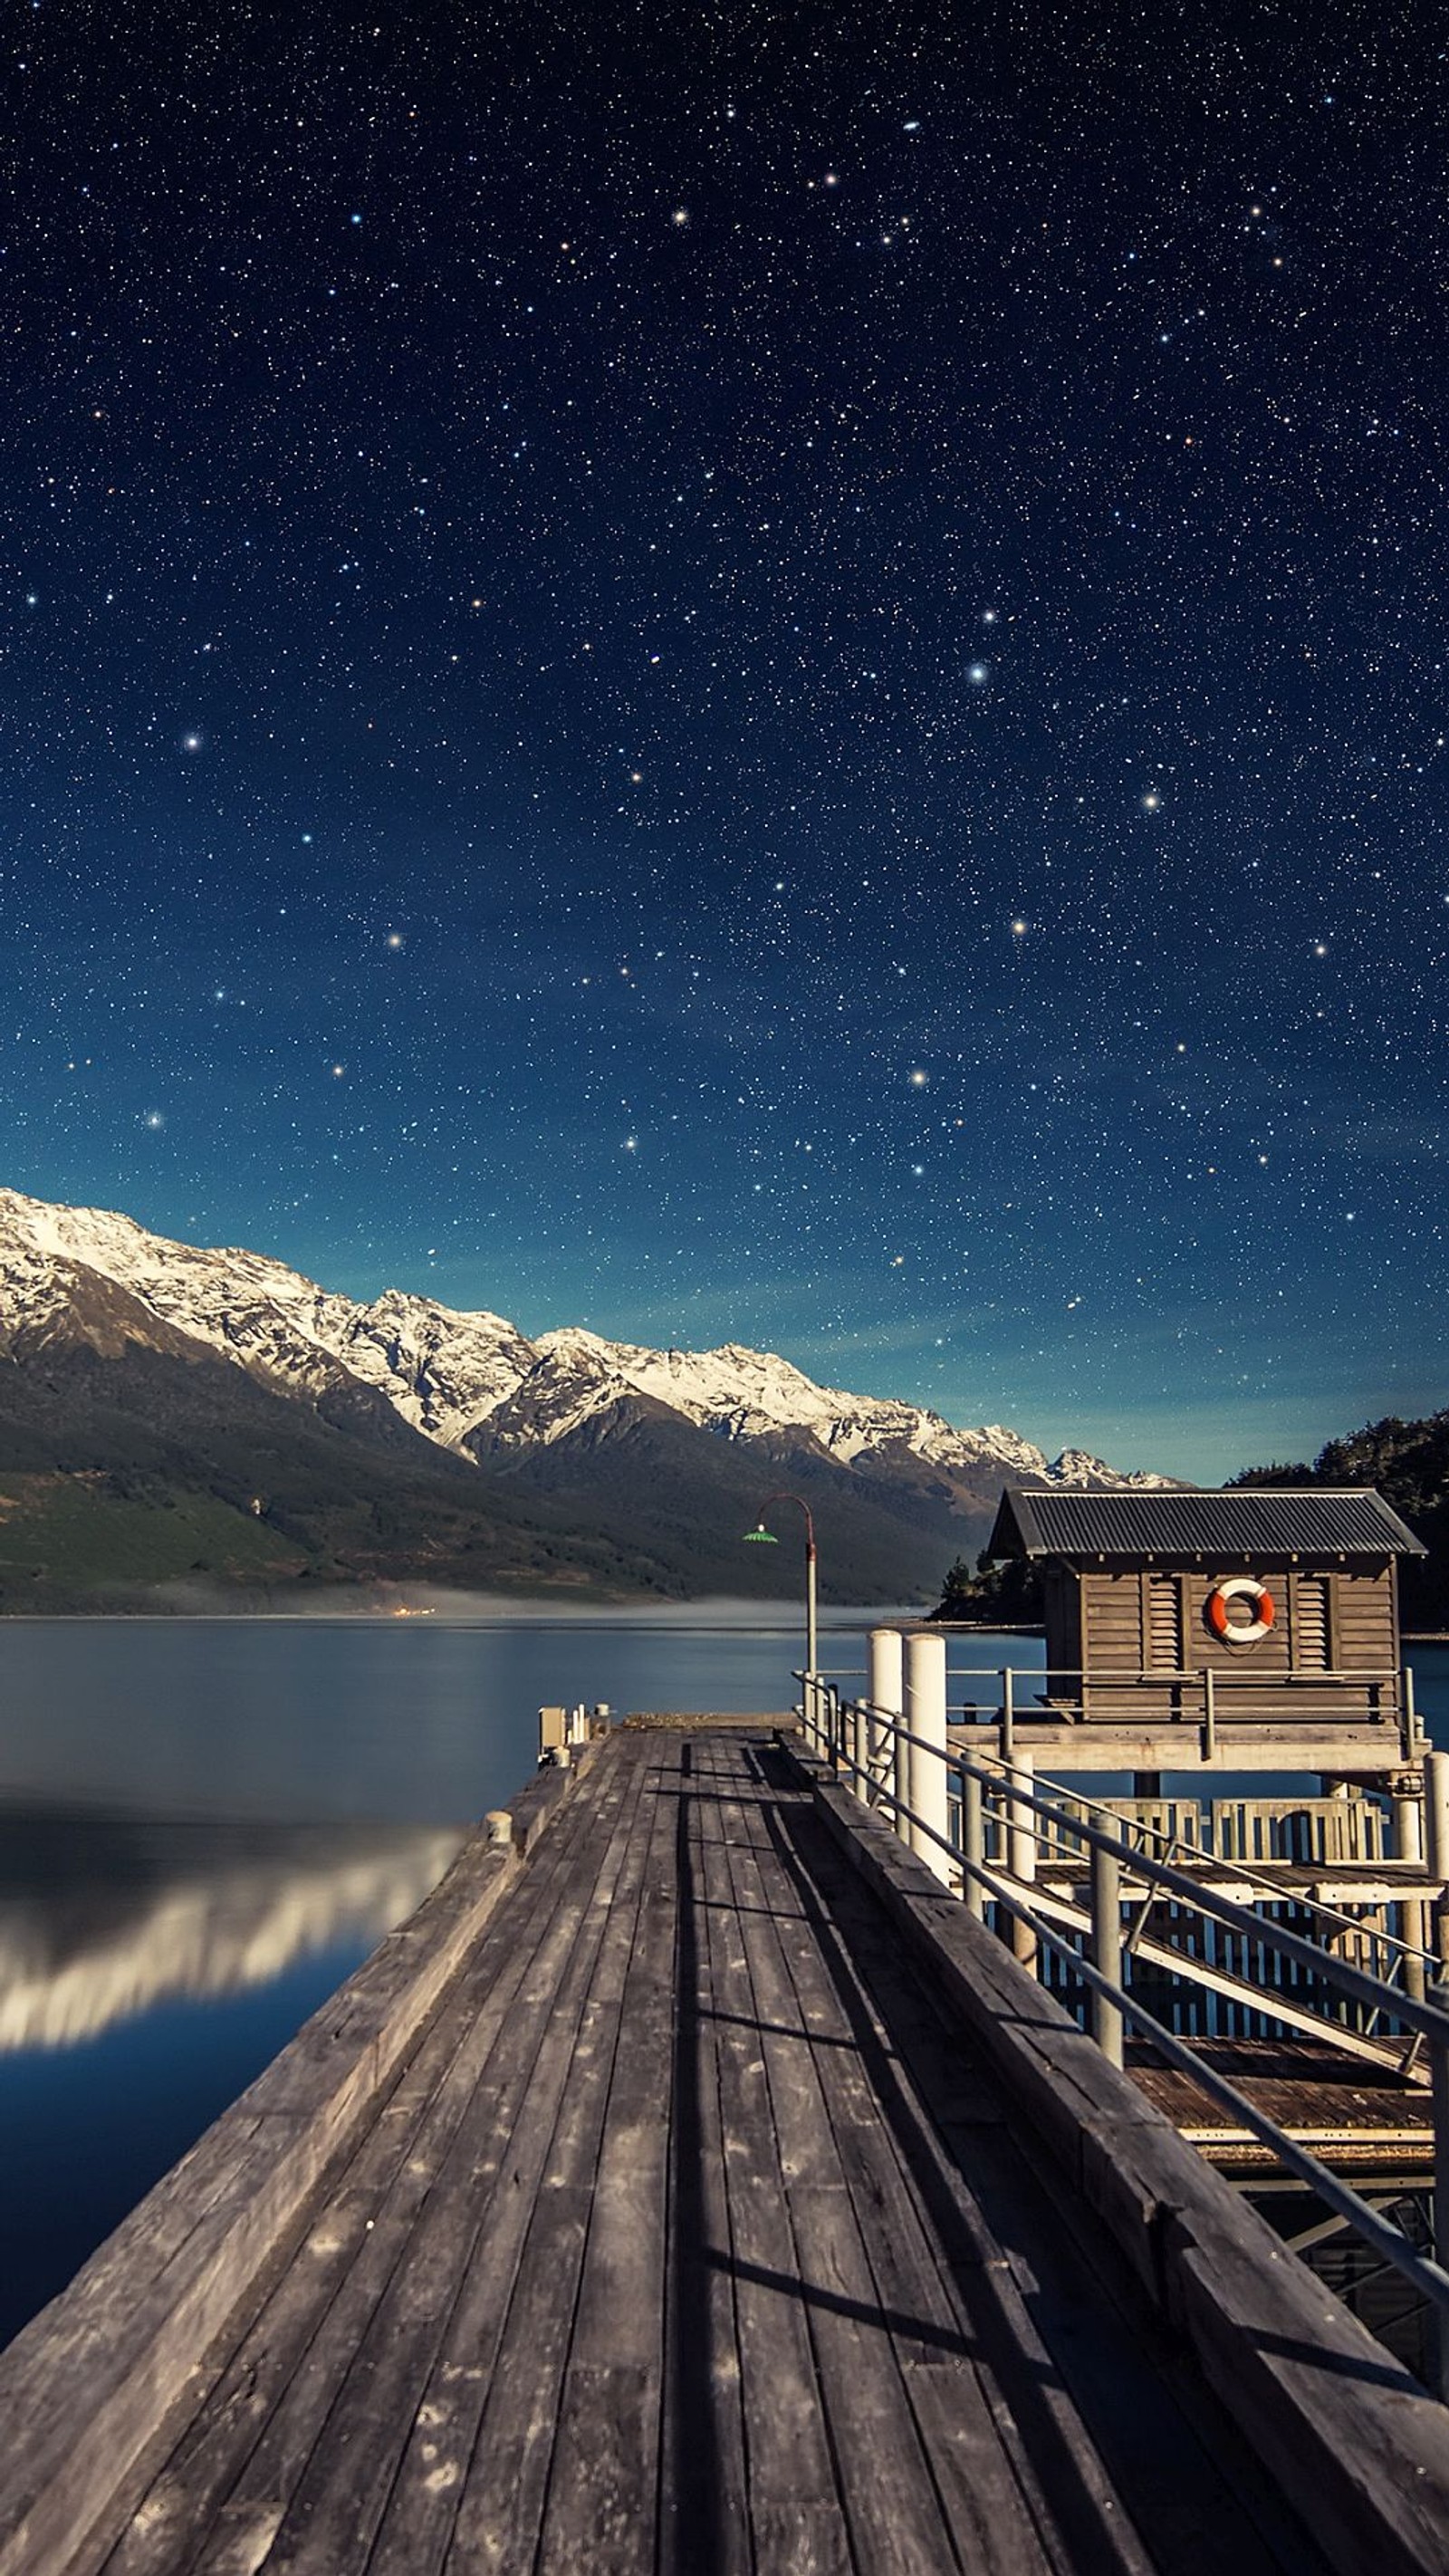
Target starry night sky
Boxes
[3,3,1445,1478]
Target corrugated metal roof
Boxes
[988,1486,1427,1560]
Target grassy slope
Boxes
[0,1341,686,1607]
[0,1473,302,1600]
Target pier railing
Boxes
[818,1654,1416,1759]
[798,1650,1449,2391]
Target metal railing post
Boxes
[1090,1816,1125,2068]
[1403,1663,1419,1761]
[1427,1751,1449,1881]
[1001,1666,1014,1759]
[961,1763,985,1920]
[844,1693,863,1800]
[868,1626,904,1819]
[1427,1752,1449,1985]
[803,1670,822,1754]
[893,1689,913,1849]
[905,1631,950,1885]
[1007,1753,1037,1972]
[1202,1665,1216,1763]
[1433,1979,1449,2401]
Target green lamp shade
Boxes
[741,1525,780,1544]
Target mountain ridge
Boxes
[0,1188,1176,1607]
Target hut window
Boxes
[1291,1574,1330,1671]
[1144,1572,1182,1670]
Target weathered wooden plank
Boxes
[688,1749,848,2570]
[104,1741,638,2565]
[786,1738,1449,2576]
[0,1813,528,2576]
[533,1738,681,2572]
[718,1757,964,2576]
[101,1744,645,2576]
[435,1738,669,2576]
[937,2110,1297,2576]
[740,1758,1104,2573]
[747,1783,1067,2576]
[1167,2211,1449,2576]
[208,1737,649,2576]
[104,2009,491,2575]
[657,1741,751,2576]
[779,1759,1320,2576]
[40,1719,1449,2576]
[800,1760,1166,2199]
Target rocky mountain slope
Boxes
[0,1188,1174,1607]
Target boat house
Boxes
[985,1485,1426,1757]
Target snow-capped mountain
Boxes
[0,1187,1171,1493]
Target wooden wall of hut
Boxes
[1041,1559,1401,1725]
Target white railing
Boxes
[805,1651,1418,1760]
[795,1646,1449,2392]
[949,1657,1413,1761]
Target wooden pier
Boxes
[6,1725,1449,2574]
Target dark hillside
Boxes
[0,1338,964,1607]
[0,1342,679,1605]
[1230,1409,1449,1628]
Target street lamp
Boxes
[742,1491,819,1679]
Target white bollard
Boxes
[868,1627,904,1822]
[905,1630,951,1884]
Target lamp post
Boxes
[742,1491,819,1680]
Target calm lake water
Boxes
[0,1606,887,2346]
[1,1612,1445,2350]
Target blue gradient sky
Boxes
[3,5,1444,1481]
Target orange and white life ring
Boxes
[1206,1577,1276,1644]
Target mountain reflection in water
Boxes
[0,1811,465,2052]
